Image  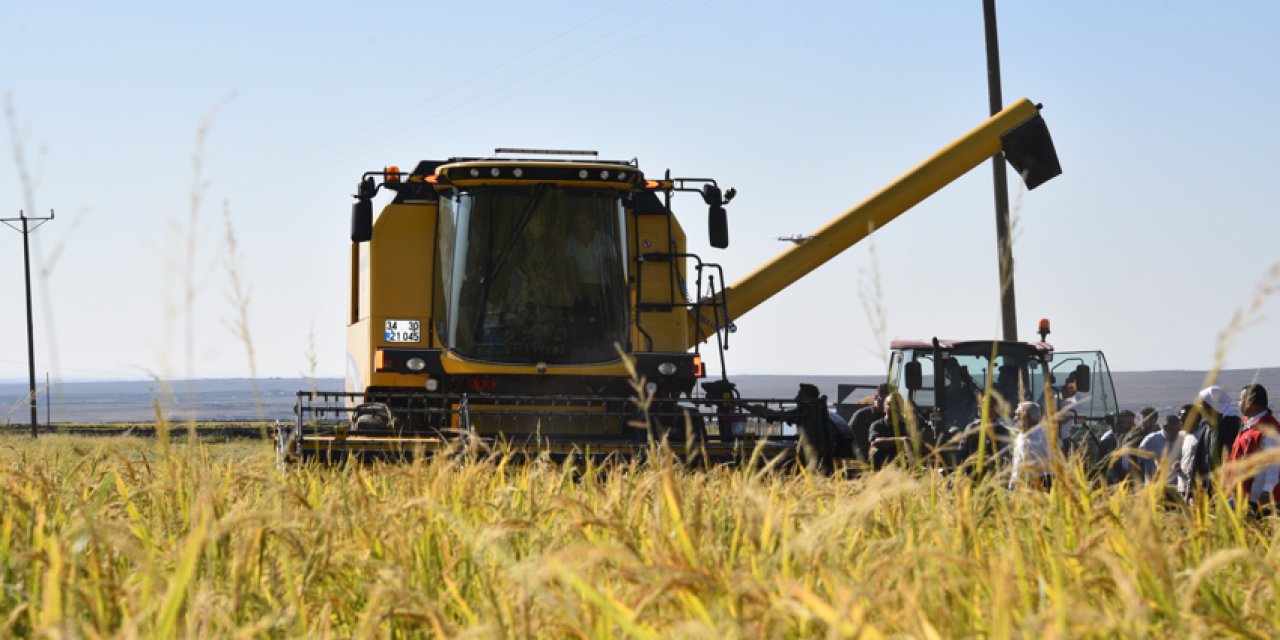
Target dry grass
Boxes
[1,435,1277,638]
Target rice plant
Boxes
[1,433,1277,638]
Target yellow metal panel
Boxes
[442,179,634,190]
[348,202,439,392]
[369,371,431,388]
[369,203,436,319]
[438,351,631,377]
[345,319,370,394]
[357,242,370,322]
[632,211,689,352]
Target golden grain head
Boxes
[0,434,1277,638]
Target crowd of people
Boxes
[843,382,1280,511]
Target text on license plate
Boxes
[385,319,421,343]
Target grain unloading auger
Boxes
[279,98,1061,464]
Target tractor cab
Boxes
[889,339,1052,433]
[887,338,1118,445]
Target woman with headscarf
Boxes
[1181,385,1243,498]
[1202,386,1242,466]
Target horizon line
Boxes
[2,367,1279,386]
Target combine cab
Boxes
[279,98,1064,464]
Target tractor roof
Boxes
[889,339,1054,355]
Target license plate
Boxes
[385,319,421,343]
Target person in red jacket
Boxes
[1226,384,1280,509]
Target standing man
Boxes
[848,384,889,464]
[1137,414,1184,492]
[1178,403,1210,499]
[1009,402,1054,490]
[1097,410,1136,484]
[1038,372,1081,449]
[1226,384,1280,510]
[1135,408,1160,442]
[957,393,1013,468]
[867,391,918,470]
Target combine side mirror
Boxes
[702,184,729,249]
[351,199,373,243]
[709,205,729,249]
[1074,364,1092,393]
[351,175,378,243]
[904,361,923,391]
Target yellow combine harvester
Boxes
[279,98,1062,464]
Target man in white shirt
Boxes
[1138,414,1184,495]
[1010,401,1058,490]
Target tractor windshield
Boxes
[437,187,629,364]
[1030,350,1119,422]
[895,346,1042,430]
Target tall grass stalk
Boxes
[222,202,264,426]
[856,223,888,369]
[4,94,63,427]
[179,104,221,423]
[2,435,1277,637]
[1203,262,1280,394]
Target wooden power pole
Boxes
[2,209,55,437]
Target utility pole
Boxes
[983,0,1018,341]
[2,209,55,438]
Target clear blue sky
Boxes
[1,1,1277,382]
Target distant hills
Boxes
[2,370,1278,425]
[0,377,325,424]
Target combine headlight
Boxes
[578,170,589,178]
[469,168,480,177]
[657,362,677,376]
[599,170,609,179]
[425,378,439,391]
[644,382,658,394]
[406,357,427,372]
[512,168,523,178]
[490,168,501,177]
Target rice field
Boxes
[1,434,1278,638]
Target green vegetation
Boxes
[1,434,1277,638]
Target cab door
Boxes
[1049,350,1119,423]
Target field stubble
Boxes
[1,435,1278,638]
